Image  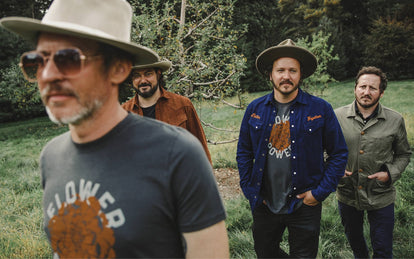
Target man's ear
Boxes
[110,60,132,85]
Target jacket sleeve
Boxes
[236,107,254,200]
[386,116,412,183]
[184,105,212,165]
[312,104,348,202]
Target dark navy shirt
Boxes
[237,88,348,213]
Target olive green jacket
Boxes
[334,102,411,210]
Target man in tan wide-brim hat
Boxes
[0,0,228,258]
[122,58,212,164]
[237,39,348,258]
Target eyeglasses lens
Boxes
[20,49,83,82]
[54,49,82,76]
[21,53,44,81]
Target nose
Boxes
[39,58,63,83]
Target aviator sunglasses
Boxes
[19,48,101,82]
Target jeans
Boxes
[338,201,394,259]
[252,202,322,258]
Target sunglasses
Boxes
[19,48,101,82]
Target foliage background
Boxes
[0,0,413,122]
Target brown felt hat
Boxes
[256,39,317,79]
[0,0,159,66]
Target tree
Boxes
[363,17,414,79]
[296,31,339,95]
[127,0,247,102]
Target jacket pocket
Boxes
[303,116,324,135]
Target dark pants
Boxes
[252,203,322,258]
[338,201,394,259]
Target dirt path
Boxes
[213,168,242,200]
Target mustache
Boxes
[40,83,77,100]
[280,80,294,86]
[138,83,152,88]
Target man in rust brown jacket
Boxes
[122,58,212,164]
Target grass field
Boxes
[0,79,413,258]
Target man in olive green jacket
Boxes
[334,66,411,258]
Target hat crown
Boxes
[42,0,132,41]
[278,39,296,47]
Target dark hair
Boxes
[355,66,388,92]
[98,43,134,73]
[154,68,167,89]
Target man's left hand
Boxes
[367,171,390,183]
[296,190,319,206]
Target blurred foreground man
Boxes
[0,0,228,258]
[236,39,348,258]
[122,59,211,163]
[335,66,411,258]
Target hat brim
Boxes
[132,60,172,72]
[256,45,317,79]
[0,17,159,65]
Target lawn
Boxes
[0,79,413,258]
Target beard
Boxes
[41,84,104,126]
[355,93,381,109]
[136,83,159,98]
[45,99,103,125]
[272,79,300,96]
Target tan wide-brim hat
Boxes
[0,0,159,66]
[132,60,172,73]
[256,39,317,79]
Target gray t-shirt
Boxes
[40,113,225,258]
[264,100,293,214]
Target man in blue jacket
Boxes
[236,39,348,258]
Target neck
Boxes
[69,93,127,144]
[274,89,298,103]
[138,88,161,108]
[356,101,379,119]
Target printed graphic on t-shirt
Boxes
[268,114,291,158]
[46,179,125,258]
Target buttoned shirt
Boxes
[122,88,211,163]
[335,101,411,210]
[237,89,348,213]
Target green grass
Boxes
[0,80,413,258]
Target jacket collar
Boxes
[347,100,386,120]
[265,88,308,106]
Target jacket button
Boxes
[358,185,363,190]
[359,150,364,154]
[361,131,365,135]
[359,169,363,172]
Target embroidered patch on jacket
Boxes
[251,113,261,119]
[307,115,322,121]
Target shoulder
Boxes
[334,103,353,115]
[247,93,271,109]
[121,96,136,110]
[380,105,404,118]
[164,90,193,105]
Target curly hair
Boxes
[355,66,388,92]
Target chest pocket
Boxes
[163,109,187,127]
[303,116,324,135]
[248,117,264,131]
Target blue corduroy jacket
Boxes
[236,89,348,213]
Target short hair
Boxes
[154,68,167,89]
[355,66,388,92]
[98,43,134,73]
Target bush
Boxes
[363,17,414,79]
[0,61,45,122]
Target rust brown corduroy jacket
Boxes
[122,88,212,164]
